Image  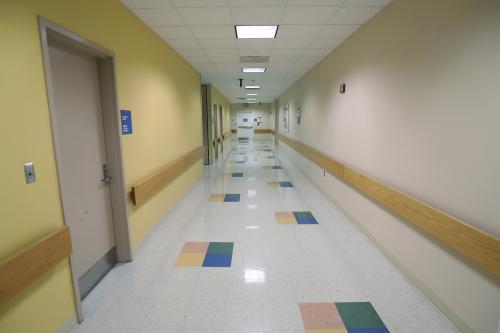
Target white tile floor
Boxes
[71,134,458,333]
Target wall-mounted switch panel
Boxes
[24,162,36,184]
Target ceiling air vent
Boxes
[240,56,269,63]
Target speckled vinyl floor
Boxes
[71,134,457,333]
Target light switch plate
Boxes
[24,162,36,184]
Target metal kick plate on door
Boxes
[24,162,36,184]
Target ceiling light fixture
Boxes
[242,67,266,73]
[247,98,257,101]
[245,85,261,89]
[246,93,258,96]
[235,25,278,39]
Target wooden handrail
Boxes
[0,226,72,306]
[279,134,500,277]
[131,146,204,206]
[254,128,273,133]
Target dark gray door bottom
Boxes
[79,247,116,300]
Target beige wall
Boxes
[231,103,273,130]
[0,0,204,332]
[278,0,500,332]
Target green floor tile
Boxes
[335,302,387,329]
[293,211,314,218]
[207,242,234,254]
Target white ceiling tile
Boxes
[190,25,234,39]
[165,38,200,49]
[271,48,306,56]
[318,24,360,38]
[282,6,339,24]
[238,48,272,56]
[300,55,325,63]
[277,25,323,38]
[153,26,193,39]
[129,0,389,100]
[177,7,232,25]
[121,0,172,9]
[193,64,216,71]
[185,55,211,63]
[230,0,287,6]
[210,55,240,63]
[199,38,237,49]
[205,48,239,56]
[231,6,285,25]
[330,6,381,24]
[178,49,206,57]
[274,38,313,49]
[310,38,343,49]
[287,0,343,4]
[215,63,240,70]
[268,62,298,69]
[343,0,391,6]
[171,0,229,6]
[267,67,301,74]
[270,55,301,63]
[237,39,275,49]
[303,48,332,56]
[134,8,184,26]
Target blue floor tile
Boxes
[294,211,318,224]
[202,253,232,267]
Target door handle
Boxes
[101,164,113,184]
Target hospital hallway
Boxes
[2,1,499,332]
[71,134,455,333]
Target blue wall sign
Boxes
[120,110,132,135]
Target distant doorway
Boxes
[237,112,254,139]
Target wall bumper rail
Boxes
[131,146,204,206]
[0,225,72,306]
[279,134,500,277]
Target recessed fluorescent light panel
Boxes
[247,98,256,101]
[245,85,261,89]
[242,67,266,73]
[235,25,278,39]
[246,93,258,96]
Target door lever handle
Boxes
[101,175,113,184]
[101,164,113,184]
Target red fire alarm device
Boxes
[340,83,346,94]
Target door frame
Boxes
[201,85,210,165]
[212,103,218,160]
[38,17,132,322]
[219,105,223,153]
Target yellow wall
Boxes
[0,0,203,332]
[278,0,500,331]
